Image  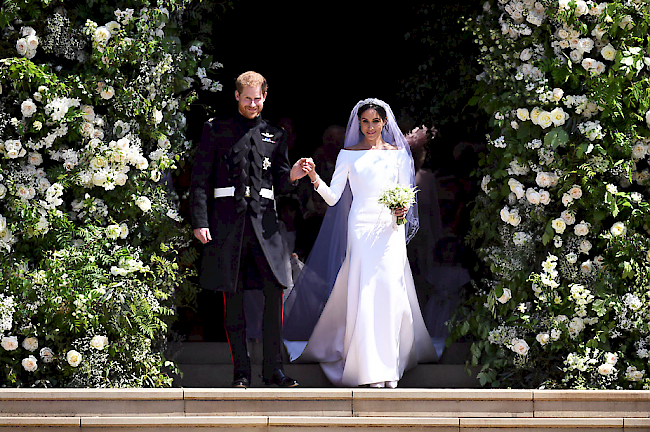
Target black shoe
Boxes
[231,375,250,388]
[263,369,299,387]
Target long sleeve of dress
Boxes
[315,150,350,206]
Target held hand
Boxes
[392,207,408,218]
[193,228,212,244]
[290,158,313,182]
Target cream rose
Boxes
[579,239,592,254]
[516,108,530,121]
[135,196,152,212]
[597,363,614,376]
[568,185,582,199]
[574,222,590,236]
[550,107,567,126]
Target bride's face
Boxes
[359,108,386,143]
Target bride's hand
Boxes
[392,207,408,218]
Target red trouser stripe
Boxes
[222,292,234,365]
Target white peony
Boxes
[21,355,38,372]
[66,350,82,367]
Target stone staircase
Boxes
[2,388,650,431]
[170,341,480,388]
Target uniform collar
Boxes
[235,112,263,129]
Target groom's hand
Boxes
[290,158,313,182]
[194,228,212,244]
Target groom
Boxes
[190,71,310,388]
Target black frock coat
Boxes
[190,114,295,293]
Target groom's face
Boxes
[235,86,266,119]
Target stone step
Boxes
[2,389,650,419]
[170,342,472,365]
[1,416,649,431]
[172,363,481,388]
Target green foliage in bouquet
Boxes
[451,0,650,389]
[0,0,225,387]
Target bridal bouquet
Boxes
[378,185,417,228]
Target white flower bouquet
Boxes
[378,185,417,228]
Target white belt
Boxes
[214,186,274,200]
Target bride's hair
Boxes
[357,103,387,122]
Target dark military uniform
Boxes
[190,113,295,382]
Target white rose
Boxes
[500,207,510,223]
[569,185,583,200]
[28,152,43,166]
[16,38,28,55]
[106,224,121,240]
[114,172,128,186]
[551,218,567,234]
[619,15,634,30]
[605,352,618,365]
[21,99,37,117]
[597,363,614,376]
[135,196,152,212]
[550,107,567,126]
[561,210,576,225]
[520,48,533,61]
[566,253,578,264]
[551,329,561,340]
[537,111,553,129]
[22,355,38,372]
[580,260,593,274]
[610,221,627,236]
[536,333,550,345]
[562,193,573,207]
[575,0,588,15]
[551,88,564,102]
[100,86,115,100]
[539,190,550,205]
[526,188,541,205]
[516,108,530,121]
[1,336,19,351]
[507,212,522,227]
[25,34,39,50]
[574,223,590,236]
[512,339,530,355]
[579,239,592,254]
[40,347,54,363]
[646,110,650,126]
[530,107,542,125]
[66,350,82,367]
[94,26,111,44]
[601,43,616,61]
[497,288,512,304]
[22,337,38,352]
[119,223,129,239]
[90,335,108,350]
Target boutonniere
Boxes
[262,157,271,170]
[261,132,276,143]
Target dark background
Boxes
[202,3,421,158]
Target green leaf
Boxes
[544,127,569,149]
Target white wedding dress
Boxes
[288,148,437,387]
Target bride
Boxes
[283,98,437,388]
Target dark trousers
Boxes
[223,216,284,380]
